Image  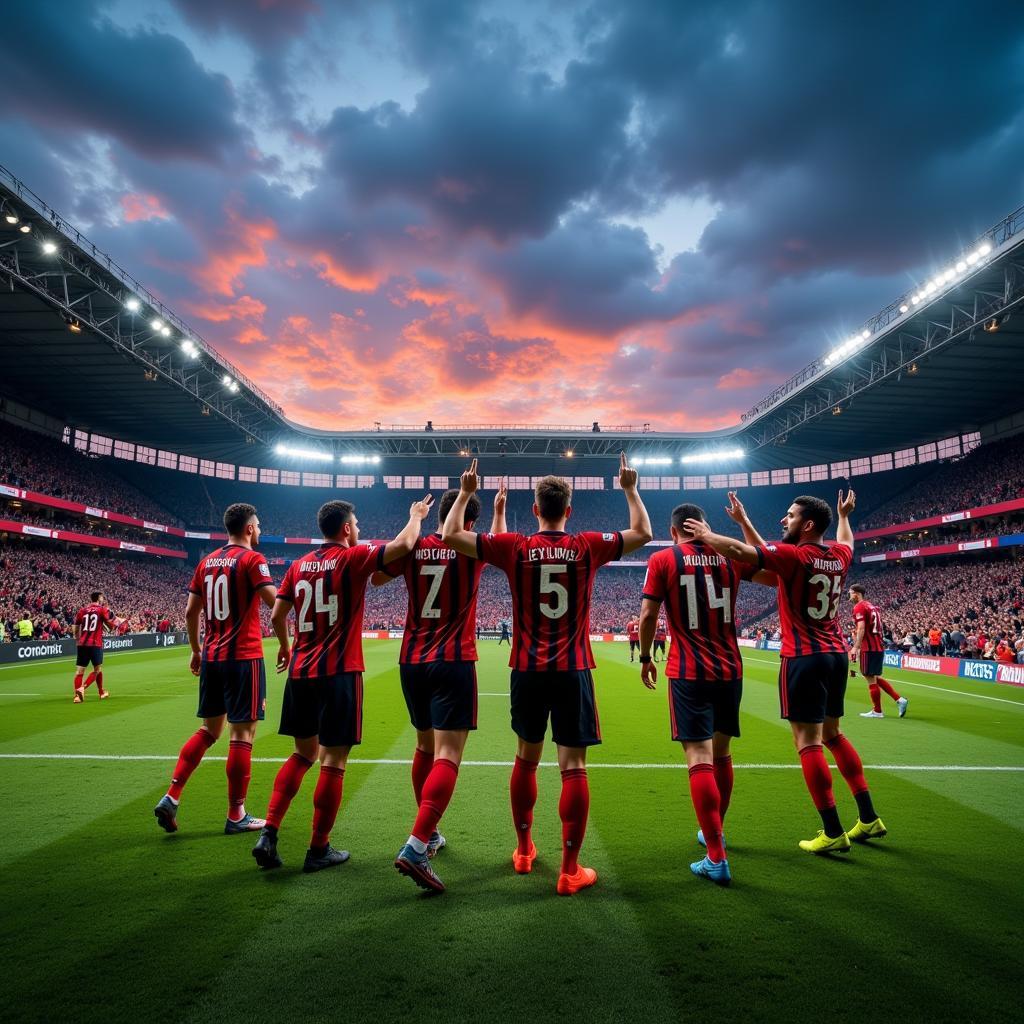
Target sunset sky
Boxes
[3,1,1023,430]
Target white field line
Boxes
[0,753,1020,772]
[0,693,41,696]
[741,652,1024,707]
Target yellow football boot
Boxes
[798,830,851,854]
[848,817,888,842]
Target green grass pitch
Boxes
[1,641,1021,1024]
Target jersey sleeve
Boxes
[753,542,802,577]
[581,530,625,566]
[476,532,524,574]
[737,561,759,582]
[831,543,854,571]
[852,601,867,623]
[350,542,387,581]
[188,560,204,595]
[247,552,274,589]
[276,563,297,604]
[74,607,85,625]
[642,552,667,602]
[381,550,410,578]
[103,607,116,625]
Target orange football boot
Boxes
[512,841,538,874]
[556,866,598,895]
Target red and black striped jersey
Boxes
[754,541,853,658]
[655,622,668,642]
[643,542,755,681]
[477,530,623,671]
[852,599,885,653]
[383,533,485,663]
[75,603,114,647]
[188,544,273,661]
[276,542,385,677]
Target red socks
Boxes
[877,677,901,701]
[226,739,253,818]
[411,758,459,843]
[824,734,867,795]
[688,763,725,862]
[798,744,836,810]
[559,768,590,875]
[510,756,539,856]
[869,683,882,713]
[167,729,216,801]
[411,747,434,806]
[311,765,345,849]
[82,671,97,690]
[266,753,314,830]
[713,755,734,821]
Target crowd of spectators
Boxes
[859,435,1024,530]
[0,542,189,642]
[0,421,182,526]
[0,501,187,552]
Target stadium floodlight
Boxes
[41,241,57,254]
[3,212,17,225]
[899,304,908,313]
[978,242,992,256]
[966,251,979,265]
[633,456,673,466]
[860,329,870,340]
[124,297,140,312]
[339,454,381,465]
[955,261,966,273]
[160,325,171,337]
[680,448,744,464]
[150,318,164,331]
[18,223,31,233]
[229,381,239,392]
[565,450,574,458]
[274,443,334,462]
[222,374,232,385]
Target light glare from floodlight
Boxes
[340,454,381,465]
[275,444,334,462]
[680,448,744,464]
[151,319,164,331]
[125,297,140,312]
[160,326,171,337]
[42,241,57,254]
[19,223,31,233]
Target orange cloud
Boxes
[716,367,782,390]
[121,193,170,222]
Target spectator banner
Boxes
[958,660,998,682]
[883,651,903,668]
[0,631,189,665]
[996,663,1024,686]
[859,537,1003,564]
[0,518,186,559]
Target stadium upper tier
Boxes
[2,165,1024,467]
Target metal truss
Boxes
[742,255,1024,451]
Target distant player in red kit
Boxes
[443,455,652,895]
[638,502,775,885]
[626,618,640,661]
[653,618,668,662]
[849,584,908,719]
[252,496,433,874]
[154,503,290,836]
[375,483,506,893]
[687,491,887,854]
[72,591,120,702]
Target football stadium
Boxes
[1,4,1023,1023]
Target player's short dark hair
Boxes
[90,590,102,603]
[535,476,572,520]
[850,583,865,596]
[224,502,257,536]
[792,495,833,534]
[671,503,705,532]
[438,489,480,527]
[318,500,355,538]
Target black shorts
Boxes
[400,661,478,732]
[76,645,103,668]
[509,669,601,747]
[279,672,362,747]
[669,677,742,742]
[779,653,847,724]
[198,657,266,724]
[859,651,885,678]
[654,640,666,652]
[629,639,639,651]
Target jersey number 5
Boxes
[539,564,568,620]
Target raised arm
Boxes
[683,517,760,565]
[836,489,856,550]
[383,495,434,565]
[491,476,508,535]
[618,452,654,555]
[441,460,481,558]
[725,491,767,547]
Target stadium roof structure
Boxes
[1,162,1023,470]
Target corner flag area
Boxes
[1,642,1020,1023]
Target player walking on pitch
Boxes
[375,485,505,893]
[252,496,433,873]
[849,584,908,719]
[638,501,773,885]
[442,454,652,894]
[685,490,888,854]
[72,591,120,702]
[154,503,289,835]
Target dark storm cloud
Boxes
[319,57,631,240]
[0,0,247,164]
[171,0,319,47]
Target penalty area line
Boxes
[0,753,1021,772]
